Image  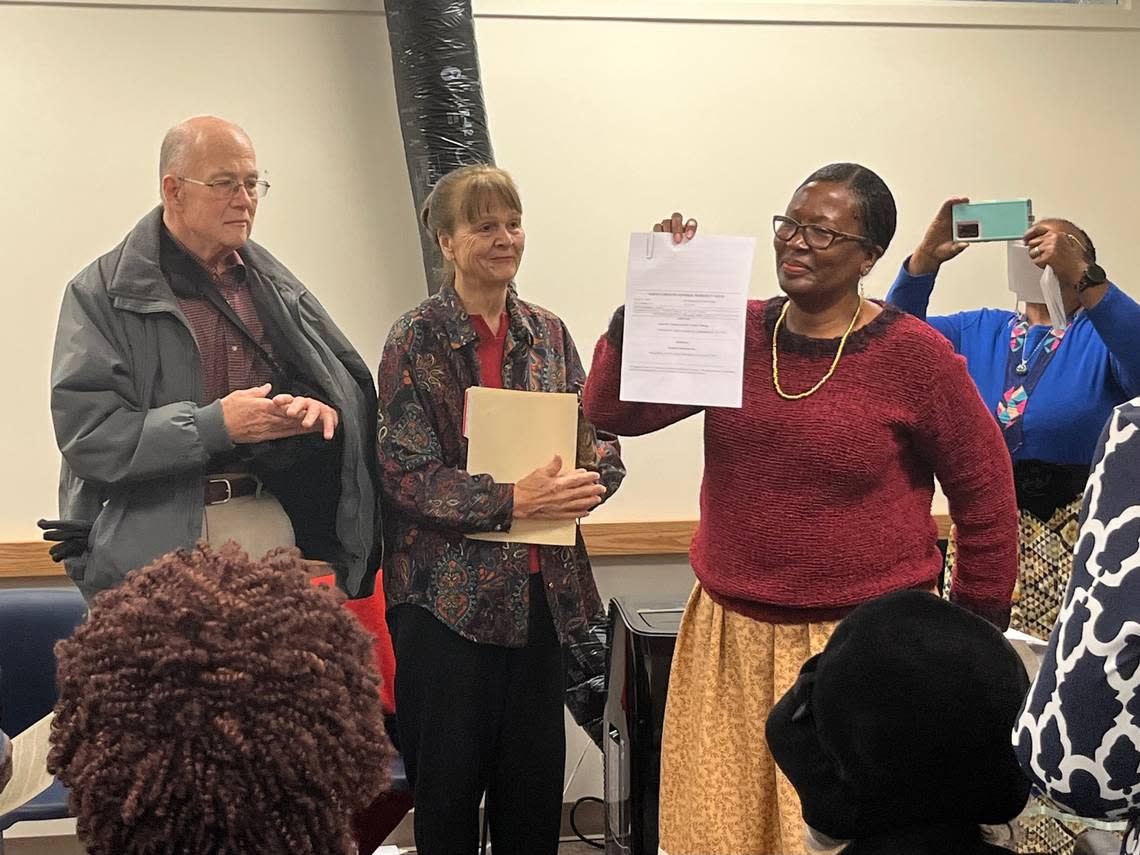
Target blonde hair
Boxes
[421,164,523,284]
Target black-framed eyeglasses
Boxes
[772,215,871,251]
[179,176,271,200]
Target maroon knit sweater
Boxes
[583,298,1018,628]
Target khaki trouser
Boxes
[201,477,295,559]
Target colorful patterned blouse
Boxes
[377,284,625,647]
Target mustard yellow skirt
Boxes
[658,584,839,855]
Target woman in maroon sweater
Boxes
[582,163,1019,855]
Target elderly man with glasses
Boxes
[47,115,381,602]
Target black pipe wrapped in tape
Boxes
[385,0,495,293]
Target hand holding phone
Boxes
[908,197,971,276]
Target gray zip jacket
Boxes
[51,207,380,600]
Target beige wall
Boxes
[2,3,1138,539]
[475,14,1140,523]
[0,2,425,540]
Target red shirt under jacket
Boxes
[471,312,541,575]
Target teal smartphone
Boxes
[951,199,1033,242]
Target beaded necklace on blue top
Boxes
[996,312,1078,454]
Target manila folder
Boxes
[464,386,579,546]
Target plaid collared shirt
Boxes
[164,231,275,404]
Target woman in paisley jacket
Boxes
[376,164,624,855]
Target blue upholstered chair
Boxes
[0,587,87,852]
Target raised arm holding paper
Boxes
[376,165,624,855]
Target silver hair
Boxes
[159,123,198,183]
[158,117,252,197]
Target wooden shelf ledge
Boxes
[0,515,953,580]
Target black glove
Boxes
[36,518,93,563]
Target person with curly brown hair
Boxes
[47,543,393,855]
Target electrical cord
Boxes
[570,796,605,849]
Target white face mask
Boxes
[1006,241,1071,329]
[1007,241,1044,303]
[1040,264,1070,330]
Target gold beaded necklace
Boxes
[772,296,864,400]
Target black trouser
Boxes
[392,575,565,855]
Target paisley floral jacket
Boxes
[377,284,625,647]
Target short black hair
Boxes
[798,163,897,255]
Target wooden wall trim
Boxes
[0,515,953,581]
[584,515,953,554]
[0,542,58,579]
[0,546,332,583]
[581,520,697,556]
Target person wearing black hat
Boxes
[767,590,1032,855]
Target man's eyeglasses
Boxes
[179,176,271,200]
[773,215,871,251]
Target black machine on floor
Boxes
[603,597,684,855]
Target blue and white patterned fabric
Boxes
[1014,398,1140,852]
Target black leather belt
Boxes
[205,476,259,506]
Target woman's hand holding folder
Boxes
[512,455,606,520]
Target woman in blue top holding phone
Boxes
[888,201,1140,855]
[890,199,1140,855]
[888,197,1140,634]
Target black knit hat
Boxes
[766,590,1031,842]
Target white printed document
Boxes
[0,713,55,818]
[621,232,754,408]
